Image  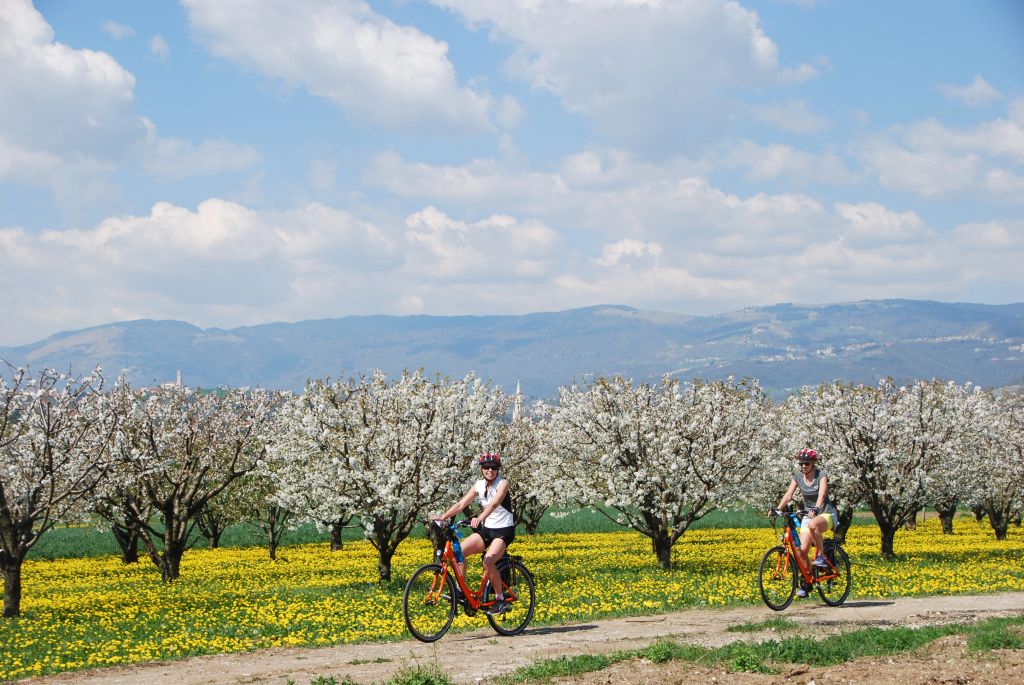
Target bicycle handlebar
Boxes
[428,518,475,538]
[769,507,815,518]
[768,508,817,532]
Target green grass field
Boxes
[29,505,878,560]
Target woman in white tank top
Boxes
[434,452,516,615]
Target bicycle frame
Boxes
[777,511,840,585]
[433,523,516,612]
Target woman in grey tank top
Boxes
[773,448,837,595]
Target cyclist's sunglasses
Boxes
[480,464,499,470]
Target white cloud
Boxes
[430,0,817,150]
[363,150,573,214]
[858,138,980,197]
[496,96,525,130]
[1011,97,1024,125]
[748,100,829,134]
[553,264,763,309]
[364,148,827,255]
[0,199,405,342]
[0,138,61,180]
[0,198,562,343]
[856,104,1024,198]
[140,119,260,180]
[102,20,135,39]
[982,168,1024,200]
[717,140,857,185]
[903,118,1024,165]
[947,220,1024,293]
[835,202,933,247]
[404,206,560,281]
[181,0,496,132]
[0,0,260,214]
[0,0,141,159]
[149,34,170,61]
[3,183,1022,344]
[939,75,1002,108]
[356,149,1023,307]
[953,220,1024,251]
[594,239,663,267]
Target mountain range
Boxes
[3,300,1023,400]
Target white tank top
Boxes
[474,476,514,528]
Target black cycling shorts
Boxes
[479,525,515,547]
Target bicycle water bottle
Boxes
[452,535,464,563]
[791,516,800,548]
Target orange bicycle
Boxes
[402,519,536,642]
[759,507,851,611]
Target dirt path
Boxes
[28,593,1024,685]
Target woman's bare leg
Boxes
[810,517,827,562]
[483,538,508,596]
[458,533,484,581]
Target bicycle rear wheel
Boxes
[816,544,851,606]
[758,545,796,611]
[484,559,536,636]
[403,563,457,642]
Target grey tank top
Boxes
[793,468,839,519]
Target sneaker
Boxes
[486,598,510,615]
[795,588,808,598]
[813,554,828,568]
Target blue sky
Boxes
[1,0,1022,346]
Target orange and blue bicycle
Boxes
[759,506,852,611]
[402,519,536,642]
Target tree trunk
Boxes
[879,522,897,559]
[2,557,24,618]
[902,507,919,530]
[158,532,187,582]
[196,510,226,549]
[376,547,394,582]
[159,550,183,582]
[936,503,957,535]
[330,520,344,552]
[262,505,290,561]
[514,497,546,535]
[972,503,987,522]
[651,530,673,570]
[373,520,397,582]
[111,524,140,564]
[833,507,855,546]
[986,504,1009,541]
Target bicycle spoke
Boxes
[759,545,796,611]
[403,564,457,642]
[816,544,852,606]
[485,560,536,636]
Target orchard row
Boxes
[1,366,1021,617]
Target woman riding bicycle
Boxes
[433,452,515,615]
[774,448,839,596]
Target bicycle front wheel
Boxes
[484,560,536,636]
[758,545,796,611]
[816,544,851,606]
[403,564,457,642]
